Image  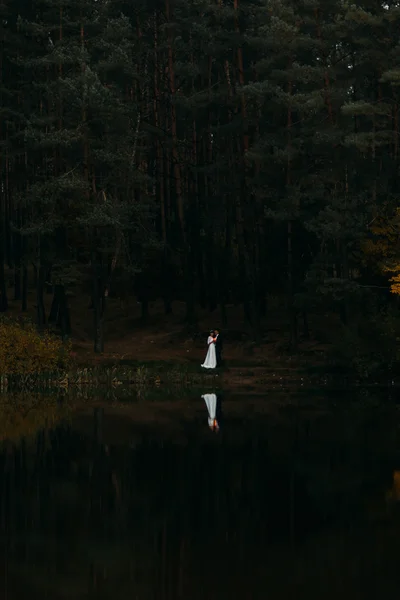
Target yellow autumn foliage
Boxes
[361,210,400,295]
[0,320,71,375]
[388,271,400,295]
[361,217,397,266]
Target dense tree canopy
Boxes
[1,0,400,354]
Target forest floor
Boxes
[5,286,342,389]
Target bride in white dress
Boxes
[201,330,217,369]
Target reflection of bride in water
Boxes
[201,393,221,432]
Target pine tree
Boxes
[17,0,155,348]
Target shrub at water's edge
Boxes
[0,319,71,376]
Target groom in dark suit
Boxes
[214,329,223,367]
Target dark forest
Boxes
[1,0,400,373]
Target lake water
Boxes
[0,389,399,599]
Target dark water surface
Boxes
[1,390,400,599]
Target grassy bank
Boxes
[0,361,221,393]
[1,358,393,394]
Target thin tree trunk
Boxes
[227,9,259,337]
[234,0,249,151]
[0,28,6,312]
[165,0,194,322]
[92,251,105,354]
[286,74,297,351]
[165,0,184,242]
[153,12,171,315]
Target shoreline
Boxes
[0,360,396,394]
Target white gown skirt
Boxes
[201,340,216,369]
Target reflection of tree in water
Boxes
[0,400,400,599]
[0,394,69,443]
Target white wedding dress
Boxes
[201,336,216,369]
[202,393,218,429]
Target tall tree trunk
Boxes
[153,12,172,315]
[165,0,184,241]
[92,251,105,354]
[231,2,260,337]
[286,75,297,351]
[0,26,6,313]
[165,0,194,323]
[234,0,249,150]
[287,220,297,348]
[80,20,104,351]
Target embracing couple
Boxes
[201,329,223,369]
